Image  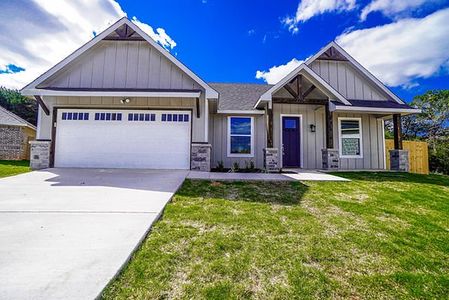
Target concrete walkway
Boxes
[0,168,187,300]
[187,170,349,181]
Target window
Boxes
[339,118,363,158]
[94,112,122,121]
[127,113,156,122]
[227,116,253,157]
[62,112,89,120]
[161,113,189,122]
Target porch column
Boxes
[325,102,334,149]
[322,102,339,170]
[393,113,403,150]
[390,113,409,171]
[267,106,273,148]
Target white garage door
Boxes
[55,109,191,169]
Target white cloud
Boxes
[360,0,440,20]
[337,8,449,86]
[256,58,304,84]
[283,0,356,33]
[0,0,177,89]
[131,17,176,50]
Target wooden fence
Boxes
[385,139,429,174]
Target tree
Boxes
[0,87,38,125]
[396,90,449,174]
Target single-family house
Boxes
[0,106,36,160]
[21,17,419,171]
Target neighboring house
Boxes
[0,106,36,160]
[21,17,419,171]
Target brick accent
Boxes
[322,149,339,170]
[264,148,279,172]
[30,140,51,170]
[0,125,25,160]
[389,149,409,172]
[191,143,211,171]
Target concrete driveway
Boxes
[0,168,187,300]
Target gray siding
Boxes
[310,60,387,101]
[334,112,385,170]
[37,96,207,142]
[209,113,266,169]
[39,41,202,91]
[272,104,386,170]
[273,104,325,169]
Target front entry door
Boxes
[282,116,301,168]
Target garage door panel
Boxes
[55,110,191,169]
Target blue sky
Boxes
[1,0,449,103]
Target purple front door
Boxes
[282,116,301,168]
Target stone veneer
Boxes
[264,148,280,172]
[322,149,339,170]
[30,140,51,170]
[389,149,409,172]
[191,143,211,172]
[0,125,23,160]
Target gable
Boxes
[309,59,388,101]
[22,18,218,98]
[38,40,202,91]
[306,43,403,103]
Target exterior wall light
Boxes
[120,98,131,104]
[310,124,316,132]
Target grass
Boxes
[103,172,449,299]
[0,160,30,178]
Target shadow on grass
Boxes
[330,171,449,187]
[177,179,309,206]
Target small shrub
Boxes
[249,161,255,170]
[231,162,240,172]
[216,161,225,172]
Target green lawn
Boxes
[0,160,30,178]
[103,172,449,299]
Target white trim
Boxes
[217,110,265,115]
[280,114,304,168]
[330,104,421,114]
[255,64,350,108]
[204,97,209,142]
[227,116,254,158]
[338,117,363,159]
[381,119,387,170]
[21,89,201,98]
[21,18,218,99]
[305,41,405,104]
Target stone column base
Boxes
[389,149,409,172]
[264,148,279,173]
[322,149,339,170]
[30,140,51,170]
[191,143,211,172]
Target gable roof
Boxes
[21,17,218,99]
[0,106,36,130]
[210,83,272,112]
[255,63,351,108]
[305,41,404,104]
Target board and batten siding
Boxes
[209,113,266,169]
[39,41,202,91]
[36,96,206,142]
[273,104,386,170]
[309,60,387,101]
[334,112,385,170]
[273,104,325,169]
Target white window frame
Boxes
[338,117,363,158]
[227,116,254,157]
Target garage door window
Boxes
[162,113,189,122]
[128,113,156,122]
[94,112,122,121]
[62,112,89,120]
